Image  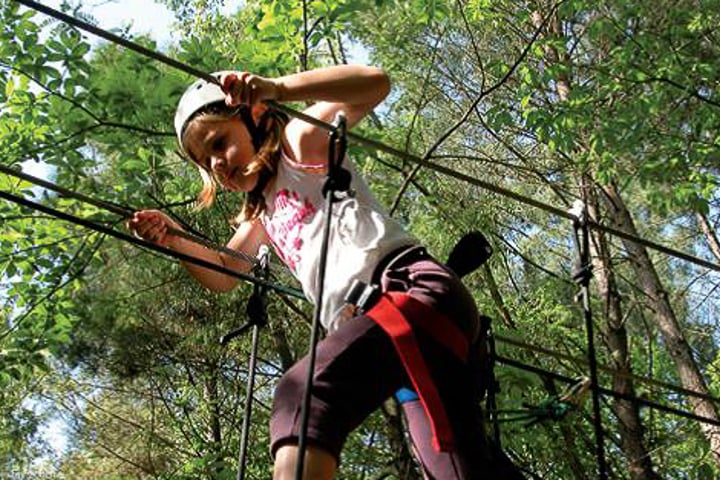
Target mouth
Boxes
[220,166,257,193]
[224,167,240,190]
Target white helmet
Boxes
[173,72,230,148]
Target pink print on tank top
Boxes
[265,188,317,272]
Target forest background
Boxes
[2,0,720,479]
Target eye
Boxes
[211,136,226,152]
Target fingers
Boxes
[222,72,248,107]
[221,71,274,107]
[126,211,174,246]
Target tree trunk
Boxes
[482,265,516,329]
[533,10,660,477]
[602,181,720,466]
[586,184,661,480]
[697,209,720,262]
[204,369,223,446]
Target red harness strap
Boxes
[365,292,469,452]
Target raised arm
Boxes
[222,65,391,165]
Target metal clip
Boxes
[344,279,380,314]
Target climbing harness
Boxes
[344,232,494,452]
[366,291,469,451]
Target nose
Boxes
[210,155,226,175]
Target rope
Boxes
[495,333,720,405]
[0,188,305,299]
[0,164,260,266]
[11,0,720,275]
[494,354,720,428]
[295,115,349,480]
[571,211,607,480]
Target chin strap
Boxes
[238,106,273,152]
[238,107,275,207]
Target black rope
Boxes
[12,0,720,275]
[571,206,607,480]
[0,188,305,299]
[231,246,270,480]
[295,114,349,480]
[494,354,720,428]
[495,334,720,406]
[0,163,260,267]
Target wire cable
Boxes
[495,333,720,405]
[0,163,260,267]
[11,0,720,275]
[571,211,607,479]
[494,354,720,428]
[0,188,305,299]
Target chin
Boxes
[242,173,260,192]
[228,182,254,193]
[225,174,256,193]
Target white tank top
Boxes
[261,152,416,332]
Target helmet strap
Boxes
[243,110,274,211]
[237,107,272,152]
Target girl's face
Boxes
[184,118,258,192]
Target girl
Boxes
[128,65,518,479]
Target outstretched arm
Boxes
[127,210,268,292]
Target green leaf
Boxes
[5,79,14,98]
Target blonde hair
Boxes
[181,107,288,223]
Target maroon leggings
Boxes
[269,247,520,478]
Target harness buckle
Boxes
[344,279,381,314]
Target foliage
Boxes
[1,0,720,479]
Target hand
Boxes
[220,71,282,107]
[126,210,181,247]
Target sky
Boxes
[44,0,179,43]
[25,0,194,456]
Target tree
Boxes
[3,0,720,478]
